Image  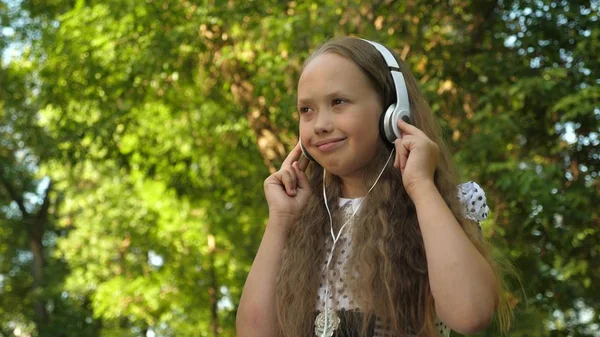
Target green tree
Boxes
[1,0,598,336]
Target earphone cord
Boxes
[320,149,395,337]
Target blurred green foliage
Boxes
[0,0,598,336]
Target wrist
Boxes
[406,179,438,204]
[267,214,296,235]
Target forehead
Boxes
[297,52,372,98]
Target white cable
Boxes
[320,149,395,337]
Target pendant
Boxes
[314,309,340,337]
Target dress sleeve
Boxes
[457,181,490,223]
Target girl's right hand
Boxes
[264,142,311,227]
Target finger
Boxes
[281,169,298,195]
[399,139,411,174]
[397,119,427,138]
[297,155,310,172]
[395,137,411,169]
[282,142,303,168]
[293,161,309,189]
[393,139,402,168]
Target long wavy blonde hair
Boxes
[276,36,513,337]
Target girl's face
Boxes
[298,52,383,178]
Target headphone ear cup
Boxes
[380,104,412,144]
[398,110,411,124]
[300,141,316,162]
[379,107,391,144]
[379,104,398,144]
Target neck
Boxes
[338,150,394,198]
[340,174,368,198]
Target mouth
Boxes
[314,138,347,151]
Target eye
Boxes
[332,98,346,106]
[298,106,312,114]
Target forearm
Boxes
[409,181,497,333]
[236,219,288,337]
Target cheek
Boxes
[299,121,311,141]
[350,123,381,156]
[348,117,379,141]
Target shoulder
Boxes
[457,181,490,223]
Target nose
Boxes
[313,109,333,135]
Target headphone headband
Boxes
[360,39,400,69]
[361,39,412,142]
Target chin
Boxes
[318,160,343,175]
[322,161,366,179]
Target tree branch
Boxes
[0,165,29,217]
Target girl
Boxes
[237,36,512,337]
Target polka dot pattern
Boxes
[457,181,490,222]
[316,200,357,312]
[316,183,490,336]
[436,319,450,336]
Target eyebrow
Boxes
[297,90,349,106]
[297,97,312,106]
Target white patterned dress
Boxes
[315,181,490,337]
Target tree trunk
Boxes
[30,231,48,326]
[0,168,53,330]
[208,234,219,337]
[31,181,53,328]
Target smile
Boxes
[315,138,346,152]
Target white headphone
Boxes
[301,38,412,162]
[364,39,412,144]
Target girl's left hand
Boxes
[393,119,440,195]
